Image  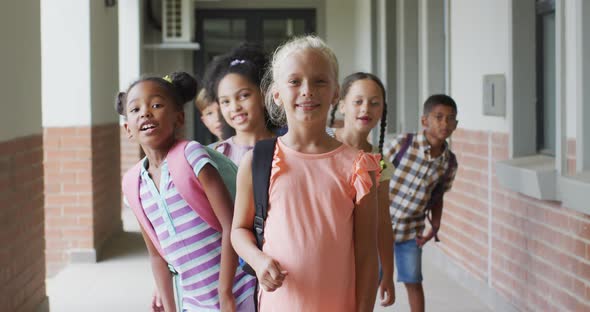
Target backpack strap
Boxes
[392,133,414,168]
[168,140,222,233]
[122,161,166,258]
[251,138,277,249]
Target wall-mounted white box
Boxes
[482,74,506,117]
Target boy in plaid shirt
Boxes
[384,94,459,312]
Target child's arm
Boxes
[231,151,287,292]
[417,159,458,247]
[354,171,379,312]
[140,227,176,312]
[377,181,395,307]
[416,200,442,247]
[198,164,238,311]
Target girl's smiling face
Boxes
[273,49,339,126]
[340,79,384,134]
[124,81,184,148]
[217,73,266,133]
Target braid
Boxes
[329,102,338,128]
[379,101,387,161]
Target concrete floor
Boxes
[47,209,492,311]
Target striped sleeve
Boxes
[184,141,218,177]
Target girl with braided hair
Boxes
[328,72,396,307]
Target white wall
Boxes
[449,0,578,137]
[449,0,511,133]
[0,1,42,141]
[42,0,91,127]
[352,0,373,74]
[325,0,357,78]
[129,0,370,139]
[139,0,368,81]
[119,0,142,90]
[91,1,120,125]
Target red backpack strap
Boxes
[122,161,165,258]
[167,140,222,232]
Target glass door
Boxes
[193,9,316,143]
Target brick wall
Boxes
[440,128,590,311]
[568,139,576,176]
[0,135,48,311]
[44,127,93,275]
[44,124,122,276]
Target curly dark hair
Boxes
[203,43,268,102]
[115,71,198,116]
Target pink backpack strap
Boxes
[122,161,165,258]
[167,140,222,232]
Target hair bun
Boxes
[229,43,268,71]
[168,71,198,103]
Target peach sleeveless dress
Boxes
[259,138,380,312]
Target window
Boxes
[536,0,556,155]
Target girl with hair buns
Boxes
[118,72,256,312]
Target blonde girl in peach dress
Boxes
[231,36,381,312]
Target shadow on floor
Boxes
[99,230,147,261]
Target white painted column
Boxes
[119,0,143,91]
[418,0,446,113]
[396,0,420,133]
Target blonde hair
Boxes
[194,89,215,112]
[263,35,339,126]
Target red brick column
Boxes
[44,124,122,276]
[439,128,590,311]
[0,135,48,310]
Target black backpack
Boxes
[241,137,277,276]
[236,138,276,311]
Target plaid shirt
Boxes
[384,132,458,242]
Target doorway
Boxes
[192,9,316,144]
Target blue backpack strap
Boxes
[392,133,414,168]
